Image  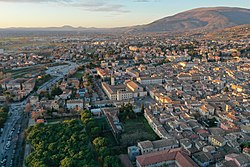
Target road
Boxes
[0,61,79,167]
[0,102,25,167]
[38,61,78,93]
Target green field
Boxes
[120,116,159,147]
[72,70,84,79]
[94,115,159,152]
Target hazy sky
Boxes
[0,0,249,28]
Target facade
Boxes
[128,146,140,161]
[117,89,134,101]
[101,82,117,100]
[66,99,84,110]
[125,80,147,97]
[138,139,179,155]
[137,77,163,85]
[102,81,145,101]
[208,135,227,147]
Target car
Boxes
[1,159,6,164]
[6,141,10,149]
[9,131,13,136]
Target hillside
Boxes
[129,7,250,32]
[205,24,250,40]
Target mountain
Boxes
[128,7,250,32]
[0,7,250,34]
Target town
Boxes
[0,28,249,167]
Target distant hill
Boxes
[205,24,250,40]
[0,7,250,34]
[128,7,250,32]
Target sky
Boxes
[0,0,249,28]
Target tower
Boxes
[111,75,115,86]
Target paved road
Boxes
[0,102,25,167]
[38,61,78,93]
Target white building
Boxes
[66,99,84,110]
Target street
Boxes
[0,102,25,167]
[38,61,78,93]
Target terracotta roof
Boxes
[139,140,153,149]
[136,148,198,167]
[36,119,45,123]
[126,80,139,90]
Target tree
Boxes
[91,127,101,138]
[103,156,121,167]
[25,120,96,167]
[241,141,250,151]
[99,147,110,161]
[39,91,51,100]
[60,157,74,167]
[51,86,63,97]
[93,137,106,150]
[141,103,145,113]
[81,110,91,124]
[0,106,8,128]
[118,103,136,121]
[224,87,229,92]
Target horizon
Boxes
[0,0,250,28]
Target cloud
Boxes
[65,1,129,13]
[0,0,129,13]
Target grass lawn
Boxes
[72,71,84,79]
[95,117,109,129]
[120,115,159,147]
[46,118,64,123]
[90,116,159,155]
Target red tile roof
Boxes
[136,148,198,167]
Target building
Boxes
[128,146,140,161]
[117,89,134,101]
[102,82,139,101]
[96,68,110,79]
[101,82,119,100]
[102,108,122,141]
[137,76,163,85]
[192,151,214,167]
[224,153,250,167]
[208,135,227,147]
[138,139,179,155]
[136,148,198,167]
[126,80,143,92]
[66,99,84,110]
[125,80,147,97]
